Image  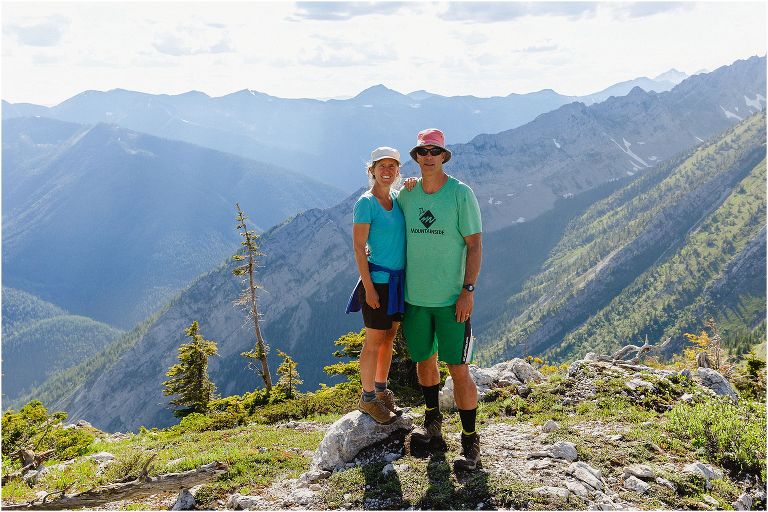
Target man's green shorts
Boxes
[402,303,474,365]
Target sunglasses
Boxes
[415,147,445,157]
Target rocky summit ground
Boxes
[2,358,765,510]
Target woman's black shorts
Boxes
[359,282,403,330]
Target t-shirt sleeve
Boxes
[353,196,372,224]
[457,184,482,237]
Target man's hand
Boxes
[402,177,419,191]
[455,288,473,322]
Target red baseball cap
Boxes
[409,128,452,163]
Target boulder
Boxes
[567,461,604,490]
[683,462,723,489]
[310,411,412,471]
[89,451,116,461]
[171,489,196,510]
[623,475,650,494]
[566,479,591,498]
[626,378,655,392]
[439,359,543,409]
[535,486,570,500]
[697,368,738,400]
[549,441,578,461]
[733,492,753,510]
[623,464,654,480]
[228,493,267,510]
[542,420,560,432]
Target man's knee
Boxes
[447,364,474,386]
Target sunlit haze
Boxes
[2,1,766,106]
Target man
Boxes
[397,128,483,471]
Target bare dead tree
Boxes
[233,203,273,394]
[608,335,673,365]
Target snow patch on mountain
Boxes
[720,105,743,121]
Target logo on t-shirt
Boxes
[418,208,436,228]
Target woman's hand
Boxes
[403,177,419,191]
[364,285,381,309]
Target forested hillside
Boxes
[477,111,766,364]
[1,288,124,402]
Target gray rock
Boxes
[549,441,578,461]
[623,464,654,479]
[683,461,723,486]
[623,475,650,494]
[567,461,604,490]
[527,458,553,470]
[680,393,695,402]
[680,369,693,380]
[89,451,116,461]
[384,452,400,462]
[227,493,266,510]
[542,420,560,432]
[702,494,719,506]
[76,419,93,428]
[309,483,322,492]
[439,359,541,409]
[626,378,655,391]
[566,480,591,498]
[171,489,196,510]
[299,469,331,484]
[311,411,412,471]
[733,492,753,510]
[655,477,675,490]
[584,352,598,361]
[382,463,394,475]
[697,368,739,400]
[535,486,570,499]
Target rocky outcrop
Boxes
[697,367,739,400]
[309,411,413,472]
[439,358,543,410]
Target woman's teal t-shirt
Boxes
[353,190,406,283]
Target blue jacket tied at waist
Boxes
[345,262,405,316]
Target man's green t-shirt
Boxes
[397,176,482,307]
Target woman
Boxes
[345,146,406,424]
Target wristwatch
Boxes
[463,283,475,292]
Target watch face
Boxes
[464,284,475,291]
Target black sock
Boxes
[421,384,440,411]
[374,381,387,393]
[362,389,376,402]
[458,407,477,435]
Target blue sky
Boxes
[2,1,765,105]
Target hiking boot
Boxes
[411,408,443,445]
[358,396,397,424]
[453,432,481,471]
[376,389,403,416]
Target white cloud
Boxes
[289,2,412,21]
[152,23,234,56]
[5,15,70,47]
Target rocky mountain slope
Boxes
[2,118,345,328]
[1,70,686,191]
[438,55,765,233]
[2,357,764,511]
[476,110,766,364]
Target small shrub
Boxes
[175,412,214,433]
[665,399,766,478]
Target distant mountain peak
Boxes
[352,84,405,101]
[654,68,688,84]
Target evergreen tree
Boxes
[276,350,303,399]
[163,321,218,418]
[233,203,273,394]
